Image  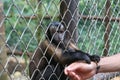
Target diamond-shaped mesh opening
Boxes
[0,0,120,80]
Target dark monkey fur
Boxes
[29,22,100,80]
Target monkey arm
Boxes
[62,50,100,65]
[44,41,100,65]
[44,40,62,61]
[47,40,100,66]
[69,42,79,50]
[61,50,91,65]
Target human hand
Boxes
[64,62,97,80]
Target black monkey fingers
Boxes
[62,50,100,65]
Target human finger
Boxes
[68,71,81,80]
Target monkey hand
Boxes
[89,54,100,63]
[61,50,100,65]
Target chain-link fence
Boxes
[0,0,120,80]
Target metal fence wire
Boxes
[0,0,120,80]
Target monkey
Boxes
[29,22,100,80]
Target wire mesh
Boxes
[0,0,120,80]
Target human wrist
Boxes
[96,64,100,74]
[96,57,106,73]
[94,62,100,74]
[90,62,100,74]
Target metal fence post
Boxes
[0,1,8,80]
[103,0,111,56]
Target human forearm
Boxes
[98,53,120,73]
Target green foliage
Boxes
[3,0,38,52]
[3,0,120,56]
[3,0,60,52]
[5,18,38,52]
